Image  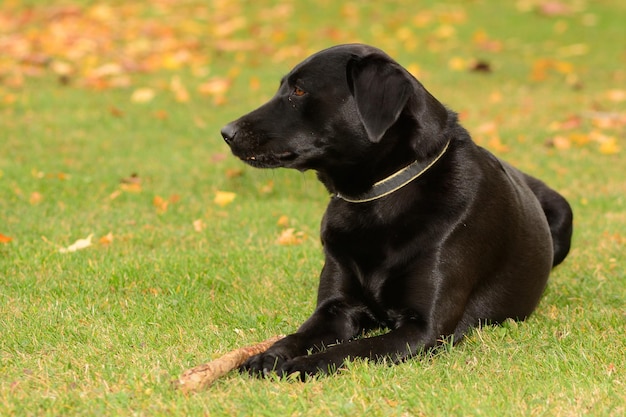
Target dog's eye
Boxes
[292,86,306,97]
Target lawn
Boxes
[1,0,625,416]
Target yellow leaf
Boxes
[553,60,574,74]
[406,63,421,78]
[249,76,261,91]
[569,132,591,146]
[0,233,13,244]
[435,25,456,39]
[448,57,467,71]
[59,234,93,253]
[276,215,290,228]
[131,88,156,103]
[214,191,236,207]
[598,136,620,155]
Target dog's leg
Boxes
[239,297,367,377]
[277,321,441,379]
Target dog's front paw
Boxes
[240,351,289,377]
[278,354,339,381]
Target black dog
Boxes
[221,44,573,379]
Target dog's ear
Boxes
[347,54,412,143]
[347,53,448,145]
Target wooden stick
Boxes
[173,335,284,392]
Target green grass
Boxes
[1,0,625,415]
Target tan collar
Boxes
[335,139,451,203]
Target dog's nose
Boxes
[221,123,237,144]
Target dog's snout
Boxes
[221,123,237,144]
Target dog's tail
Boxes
[524,175,574,267]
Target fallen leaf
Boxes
[107,105,124,117]
[0,233,13,244]
[211,153,228,163]
[30,192,43,205]
[259,180,274,194]
[119,173,142,193]
[249,76,261,91]
[276,215,290,228]
[569,132,591,146]
[193,219,206,232]
[551,114,582,131]
[109,189,122,200]
[50,60,73,77]
[214,191,236,207]
[198,77,231,96]
[538,1,571,16]
[606,90,626,103]
[406,63,421,78]
[598,136,620,155]
[277,228,305,246]
[489,91,503,103]
[448,57,467,71]
[154,110,169,120]
[131,88,156,103]
[99,232,114,245]
[470,60,492,73]
[547,135,571,150]
[488,136,510,153]
[170,76,190,103]
[59,234,94,253]
[225,168,244,178]
[120,182,142,193]
[153,195,169,213]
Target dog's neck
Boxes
[334,139,451,203]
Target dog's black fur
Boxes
[221,44,573,379]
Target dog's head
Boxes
[221,44,448,179]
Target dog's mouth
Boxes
[240,151,297,168]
